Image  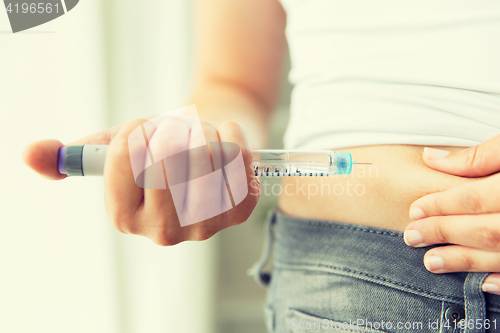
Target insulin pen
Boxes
[57,145,371,177]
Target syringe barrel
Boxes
[251,150,352,175]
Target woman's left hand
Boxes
[404,134,500,295]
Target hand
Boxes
[23,118,260,246]
[403,135,500,294]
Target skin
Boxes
[278,145,480,231]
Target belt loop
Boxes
[463,272,489,333]
[248,209,277,287]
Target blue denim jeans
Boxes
[250,210,500,333]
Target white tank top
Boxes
[281,0,500,150]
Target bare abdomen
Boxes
[278,145,479,232]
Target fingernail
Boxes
[424,148,451,160]
[404,230,425,247]
[482,283,500,295]
[424,256,445,272]
[409,207,426,220]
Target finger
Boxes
[218,121,259,215]
[404,213,500,250]
[104,119,147,234]
[144,116,190,212]
[181,121,226,229]
[22,125,122,180]
[66,124,122,146]
[423,135,500,177]
[22,139,66,180]
[482,273,500,295]
[409,174,500,220]
[422,245,500,273]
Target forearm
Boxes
[189,0,286,150]
[188,81,272,149]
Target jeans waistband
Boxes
[253,209,500,311]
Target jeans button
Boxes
[260,273,271,285]
[445,306,465,322]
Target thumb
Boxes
[423,135,500,177]
[22,125,122,180]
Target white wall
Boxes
[0,1,215,332]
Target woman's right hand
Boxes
[23,117,260,246]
